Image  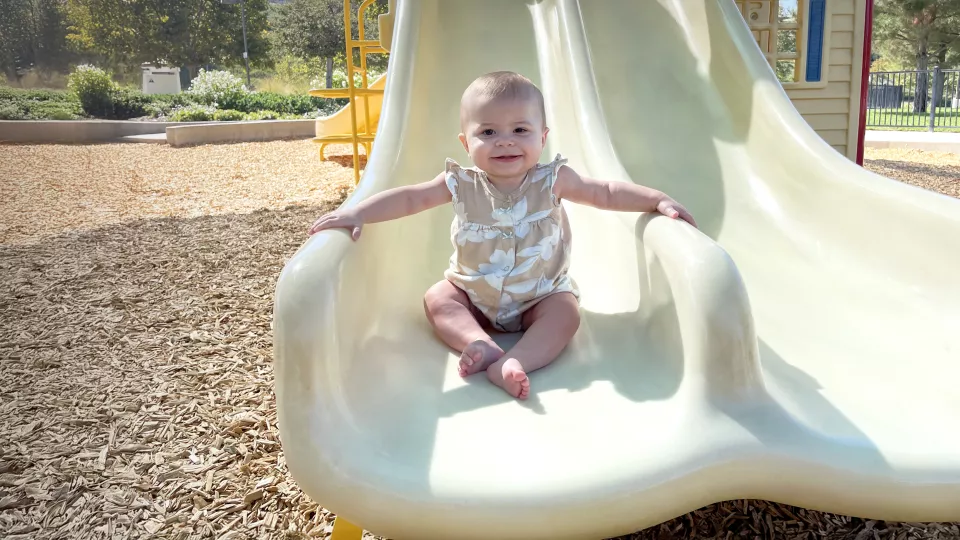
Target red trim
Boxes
[856,0,874,165]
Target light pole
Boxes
[221,0,251,88]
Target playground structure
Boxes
[276,1,960,539]
[309,0,392,182]
[311,73,386,164]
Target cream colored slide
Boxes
[274,1,960,539]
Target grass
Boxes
[866,105,960,131]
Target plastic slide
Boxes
[273,1,960,539]
[311,73,386,159]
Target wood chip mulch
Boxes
[0,142,957,540]
[0,140,360,246]
[864,147,960,199]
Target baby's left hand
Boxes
[656,196,697,228]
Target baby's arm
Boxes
[308,171,452,239]
[554,166,697,228]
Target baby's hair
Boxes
[460,71,547,129]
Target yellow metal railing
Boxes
[310,0,390,183]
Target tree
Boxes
[0,0,33,80]
[874,0,960,112]
[65,0,270,79]
[0,0,75,83]
[272,0,343,87]
[272,0,387,88]
[775,3,798,82]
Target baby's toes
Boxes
[459,341,490,377]
[507,370,529,399]
[516,376,530,400]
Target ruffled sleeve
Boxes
[544,153,568,206]
[444,158,464,201]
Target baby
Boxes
[308,71,696,400]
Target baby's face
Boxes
[459,96,547,181]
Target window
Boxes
[735,0,803,83]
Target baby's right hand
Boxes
[308,209,364,240]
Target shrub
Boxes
[0,88,84,119]
[67,65,114,118]
[64,65,151,119]
[217,91,344,116]
[309,67,385,91]
[170,104,217,122]
[0,104,25,120]
[243,110,284,120]
[0,88,76,103]
[27,101,83,120]
[187,69,248,105]
[110,88,151,119]
[144,93,196,118]
[212,109,245,121]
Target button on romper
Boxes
[443,154,580,332]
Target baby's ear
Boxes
[458,133,469,153]
[541,126,550,146]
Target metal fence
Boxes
[866,68,960,131]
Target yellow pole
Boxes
[343,0,360,182]
[330,517,363,540]
[358,0,377,143]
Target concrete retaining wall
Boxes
[0,120,205,143]
[166,119,315,147]
[864,130,960,154]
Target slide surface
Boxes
[312,73,386,140]
[274,1,960,539]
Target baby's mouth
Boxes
[492,155,522,162]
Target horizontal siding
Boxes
[834,0,855,15]
[803,114,850,130]
[833,14,855,32]
[831,31,854,49]
[816,129,848,145]
[829,65,851,81]
[792,98,849,114]
[830,48,853,65]
[782,0,861,161]
[787,82,851,99]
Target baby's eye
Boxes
[481,129,496,136]
[514,127,528,133]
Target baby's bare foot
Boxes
[487,357,530,400]
[459,339,505,377]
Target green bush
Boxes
[243,110,283,120]
[67,65,114,118]
[0,104,25,120]
[109,88,150,119]
[64,65,155,119]
[0,88,76,103]
[0,88,84,119]
[217,91,345,116]
[27,101,83,120]
[212,109,245,121]
[144,93,196,118]
[170,104,216,122]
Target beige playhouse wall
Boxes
[781,0,866,161]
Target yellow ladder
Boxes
[310,0,391,183]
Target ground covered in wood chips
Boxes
[1,142,958,540]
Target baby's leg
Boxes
[423,280,504,376]
[487,292,580,400]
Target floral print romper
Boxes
[443,154,580,332]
